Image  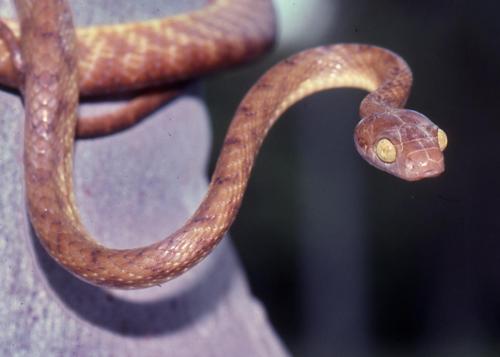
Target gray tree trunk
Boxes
[0,1,288,356]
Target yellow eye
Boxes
[375,138,397,163]
[437,129,448,151]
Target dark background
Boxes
[206,0,500,355]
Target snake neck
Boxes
[191,43,415,258]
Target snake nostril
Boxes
[405,161,415,170]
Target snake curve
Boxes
[2,0,276,94]
[17,0,447,289]
[0,0,276,136]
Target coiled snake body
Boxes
[6,0,447,288]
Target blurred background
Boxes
[205,0,500,356]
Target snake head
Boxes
[354,109,447,181]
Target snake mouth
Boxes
[422,167,444,179]
[404,165,445,181]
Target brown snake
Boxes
[2,0,276,137]
[9,0,447,289]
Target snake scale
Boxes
[5,0,446,288]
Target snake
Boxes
[10,0,447,289]
[1,0,276,137]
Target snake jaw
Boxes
[355,109,445,181]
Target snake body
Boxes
[4,0,276,94]
[2,0,276,137]
[16,0,446,289]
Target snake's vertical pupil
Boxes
[375,138,397,163]
[437,129,448,151]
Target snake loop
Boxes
[13,0,446,289]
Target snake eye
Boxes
[437,129,448,151]
[375,138,397,163]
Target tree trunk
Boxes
[0,1,287,355]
